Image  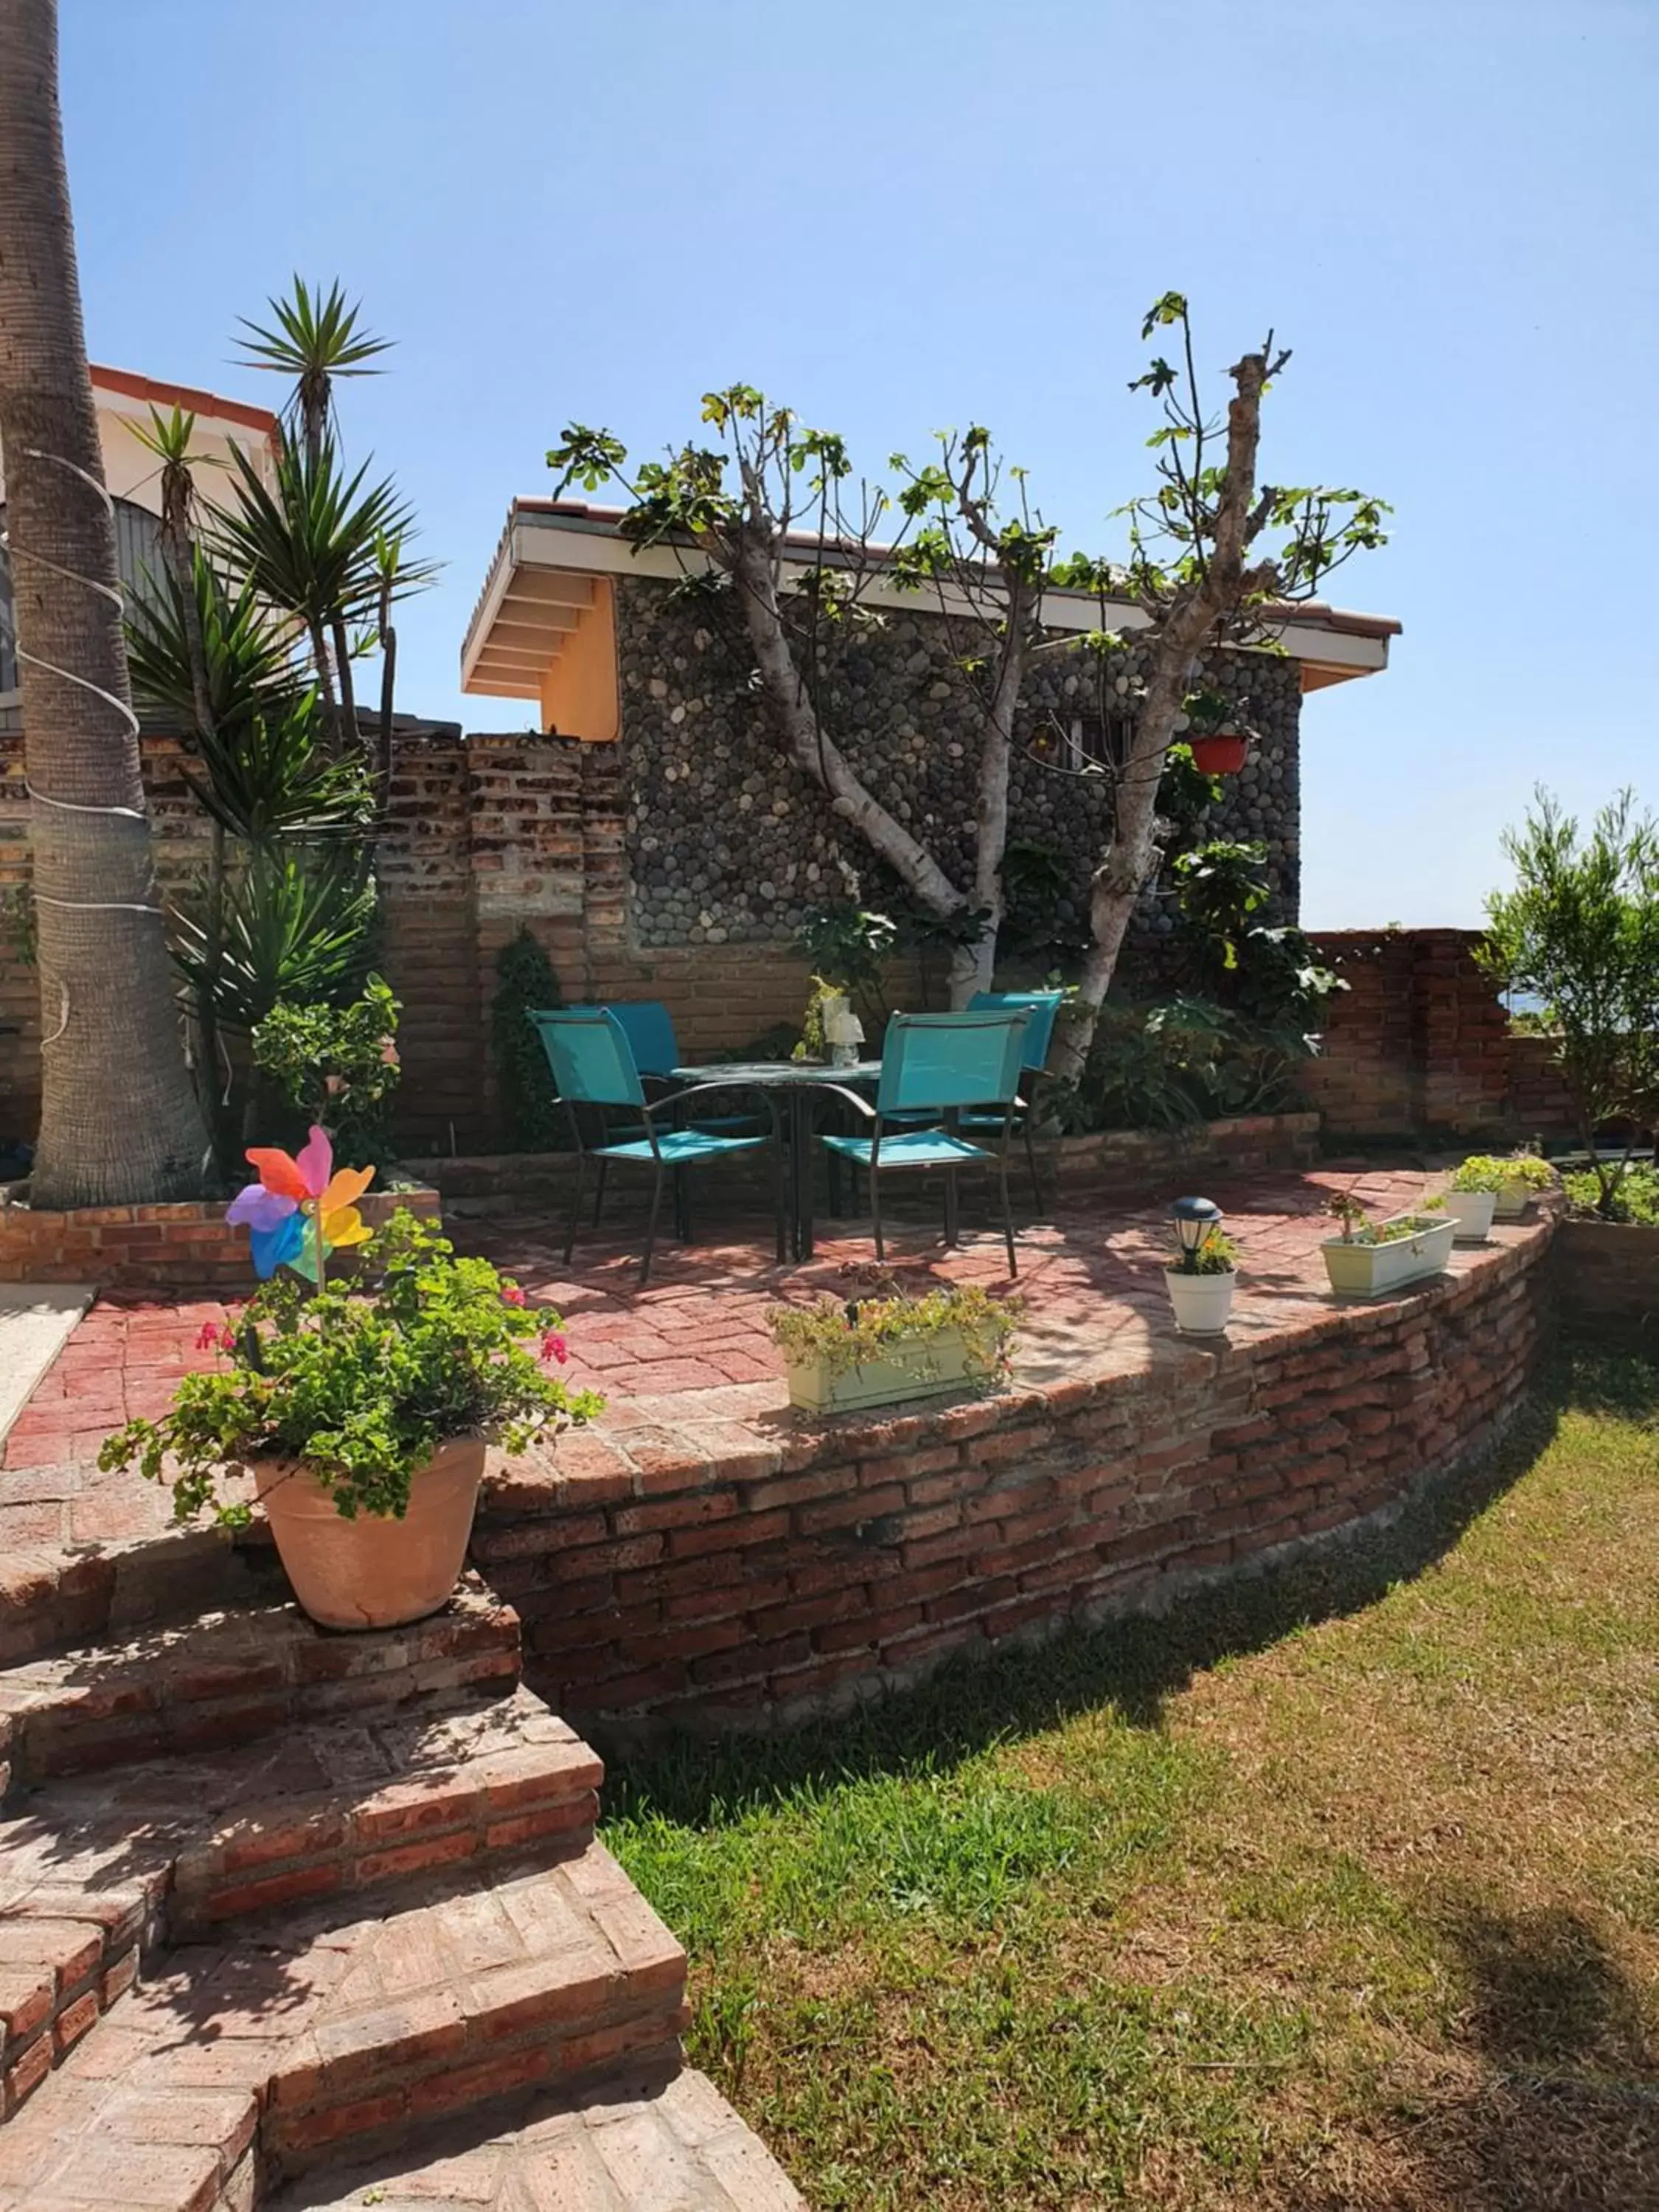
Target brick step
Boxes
[0,1584,521,1798]
[272,2059,806,2210]
[0,1840,688,2211]
[0,1683,597,2134]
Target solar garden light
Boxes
[1169,1195,1223,1273]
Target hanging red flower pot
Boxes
[1190,731,1248,776]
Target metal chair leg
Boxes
[870,1163,885,1262]
[1021,1116,1043,1212]
[640,1163,666,1287]
[564,1152,587,1265]
[1000,1152,1018,1278]
[943,1166,961,1248]
[771,1133,787,1264]
[591,1155,609,1228]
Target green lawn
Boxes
[604,1354,1659,2210]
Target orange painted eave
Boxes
[90,363,279,439]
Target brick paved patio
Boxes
[0,1165,1434,1558]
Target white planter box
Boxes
[782,1323,1001,1414]
[1439,1189,1497,1242]
[1321,1214,1457,1299]
[1164,1268,1236,1335]
[1492,1183,1532,1220]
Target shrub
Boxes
[1562,1162,1659,1225]
[99,1210,601,1524]
[1165,1228,1239,1276]
[1481,789,1659,1214]
[491,927,564,1152]
[252,975,401,1167]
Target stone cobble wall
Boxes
[472,1228,1550,1733]
[614,577,1303,952]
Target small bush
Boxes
[492,927,564,1152]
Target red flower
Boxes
[194,1321,220,1352]
[540,1330,568,1366]
[218,1324,238,1353]
[501,1285,526,1308]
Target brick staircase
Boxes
[0,1573,801,2210]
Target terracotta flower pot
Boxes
[254,1434,485,1631]
[1190,733,1248,775]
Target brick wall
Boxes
[1306,928,1582,1144]
[1554,1219,1659,1353]
[470,1227,1550,1734]
[0,1188,438,1289]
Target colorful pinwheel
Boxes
[226,1125,375,1281]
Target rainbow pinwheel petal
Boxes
[322,1208,372,1248]
[295,1125,334,1200]
[249,1211,307,1279]
[244,1147,308,1202]
[319,1164,374,1215]
[226,1184,299,1234]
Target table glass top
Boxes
[669,1060,882,1085]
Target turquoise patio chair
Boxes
[819,1009,1031,1275]
[532,1009,782,1286]
[855,989,1064,1209]
[563,1000,759,1137]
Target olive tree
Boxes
[550,392,1057,1002]
[1481,788,1659,1214]
[1049,295,1388,1083]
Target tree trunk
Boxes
[1051,349,1276,1088]
[730,529,966,923]
[0,0,206,1203]
[952,580,1030,1005]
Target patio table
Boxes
[670,1060,881,1261]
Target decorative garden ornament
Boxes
[226,1124,373,1281]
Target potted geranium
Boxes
[100,1192,599,1631]
[1321,1192,1457,1299]
[767,1281,1021,1414]
[1164,1222,1239,1335]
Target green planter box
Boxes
[782,1324,1001,1414]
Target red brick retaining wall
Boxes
[1554,1218,1658,1354]
[472,1225,1551,1733]
[428,1111,1321,1214]
[0,1187,439,1288]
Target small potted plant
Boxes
[1164,1195,1239,1335]
[1321,1191,1458,1299]
[1489,1151,1557,1220]
[767,1280,1022,1414]
[1435,1157,1515,1242]
[1182,685,1251,777]
[100,1166,600,1630]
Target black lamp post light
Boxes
[1164,1195,1237,1336]
[1169,1195,1223,1273]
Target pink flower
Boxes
[218,1324,238,1353]
[501,1285,526,1308]
[540,1330,568,1366]
[380,1038,400,1067]
[195,1321,221,1352]
[323,1074,347,1097]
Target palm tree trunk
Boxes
[0,0,206,1204]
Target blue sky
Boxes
[63,0,1657,926]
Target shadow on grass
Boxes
[600,1352,1658,1832]
[1283,1899,1659,2212]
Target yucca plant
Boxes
[235,276,393,465]
[210,438,433,766]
